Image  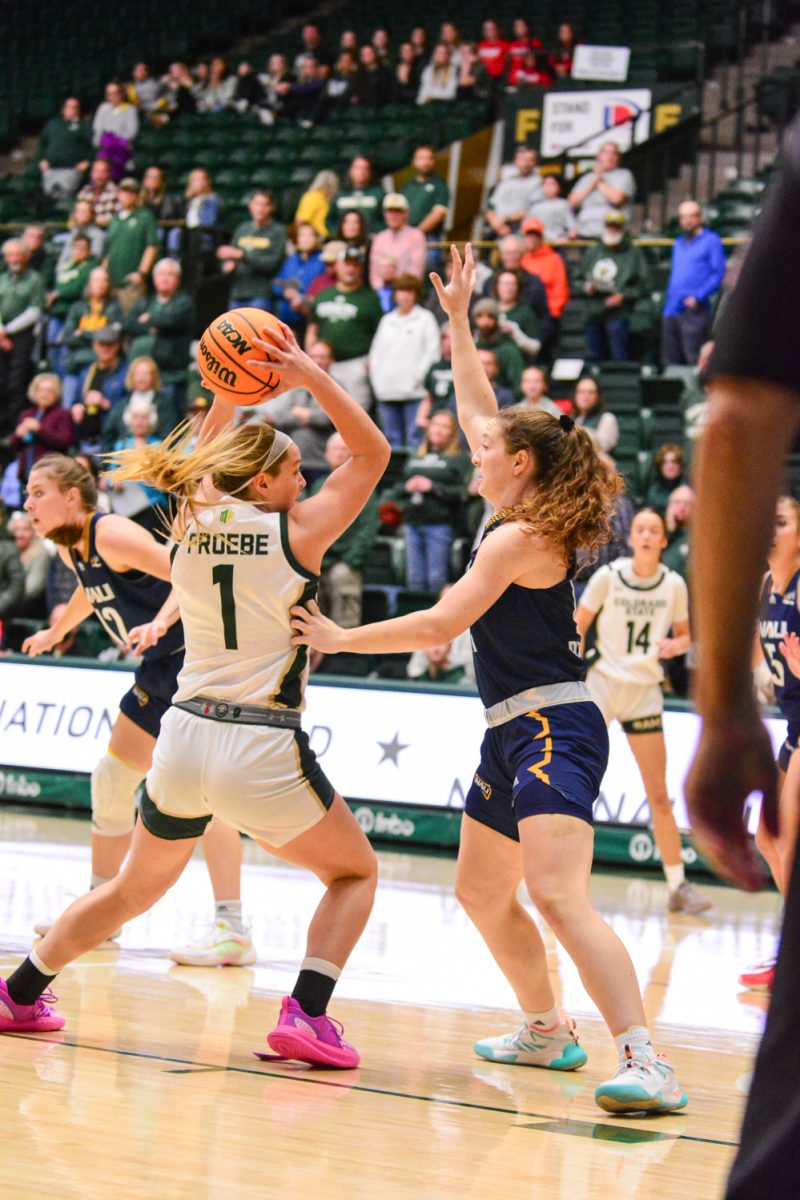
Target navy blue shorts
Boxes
[465,701,609,842]
[118,652,183,740]
[778,718,800,773]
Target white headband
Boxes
[263,430,294,470]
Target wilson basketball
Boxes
[197,308,282,403]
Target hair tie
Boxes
[559,414,575,433]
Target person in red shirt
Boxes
[520,218,570,319]
[507,18,549,85]
[510,50,553,87]
[549,23,577,79]
[477,20,509,82]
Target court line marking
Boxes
[9,1033,738,1149]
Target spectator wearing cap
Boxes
[520,218,570,319]
[485,147,543,237]
[125,258,195,410]
[329,157,385,235]
[472,299,526,392]
[70,324,127,453]
[369,194,427,290]
[568,141,635,239]
[217,189,288,313]
[577,212,651,363]
[10,373,74,484]
[92,81,139,180]
[307,247,383,409]
[306,240,344,302]
[0,240,46,440]
[60,267,123,408]
[368,274,441,448]
[102,178,159,313]
[527,175,577,243]
[38,97,92,201]
[416,44,459,104]
[661,200,726,367]
[77,159,120,229]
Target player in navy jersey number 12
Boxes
[291,245,687,1115]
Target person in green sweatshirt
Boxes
[45,234,98,373]
[102,178,159,313]
[216,190,287,311]
[125,257,195,410]
[578,210,651,363]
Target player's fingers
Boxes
[303,597,321,615]
[450,242,461,273]
[429,272,445,299]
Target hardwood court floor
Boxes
[0,813,782,1200]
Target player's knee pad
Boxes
[91,753,145,837]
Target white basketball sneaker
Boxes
[169,920,257,967]
[474,1016,588,1070]
[595,1046,688,1113]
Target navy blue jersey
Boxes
[760,568,800,723]
[469,516,585,708]
[69,514,184,661]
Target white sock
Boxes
[664,863,685,893]
[614,1025,655,1064]
[30,947,58,977]
[523,1006,560,1030]
[90,873,114,890]
[215,900,244,933]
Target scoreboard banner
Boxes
[0,658,781,833]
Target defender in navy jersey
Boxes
[20,452,253,965]
[292,244,687,1116]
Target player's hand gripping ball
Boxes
[197,307,282,403]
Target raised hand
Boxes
[246,320,317,398]
[126,618,168,657]
[781,631,800,679]
[429,243,477,320]
[22,627,59,657]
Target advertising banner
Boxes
[541,88,652,156]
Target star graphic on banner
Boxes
[377,731,409,766]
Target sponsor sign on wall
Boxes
[541,88,652,157]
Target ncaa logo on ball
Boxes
[214,317,254,357]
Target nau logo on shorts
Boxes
[219,508,234,525]
[133,685,150,708]
[473,772,492,800]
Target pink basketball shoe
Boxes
[262,996,360,1068]
[0,979,65,1033]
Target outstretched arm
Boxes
[22,582,93,656]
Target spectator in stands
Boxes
[7,510,48,618]
[513,365,561,417]
[92,81,139,180]
[307,247,382,409]
[353,44,394,107]
[439,21,464,68]
[77,159,120,229]
[38,97,92,201]
[259,54,294,120]
[528,175,577,242]
[477,20,509,85]
[457,43,492,101]
[416,44,459,105]
[645,444,687,515]
[339,31,359,55]
[106,394,170,530]
[520,217,570,319]
[20,225,50,284]
[662,484,694,579]
[295,170,339,239]
[402,145,450,247]
[579,212,651,362]
[57,198,105,267]
[407,584,476,684]
[477,348,518,409]
[372,256,399,313]
[412,642,467,685]
[125,258,194,409]
[336,210,370,256]
[395,43,423,103]
[570,376,619,454]
[509,48,553,87]
[485,147,543,236]
[410,27,429,65]
[507,19,551,86]
[232,61,268,120]
[392,409,470,592]
[329,156,385,235]
[103,178,160,312]
[46,234,98,373]
[0,241,45,439]
[492,270,542,361]
[372,29,392,64]
[283,58,325,124]
[61,267,123,408]
[481,237,552,338]
[369,273,441,448]
[472,298,526,391]
[178,167,223,289]
[70,324,127,453]
[294,23,331,77]
[417,324,455,429]
[102,356,178,453]
[195,56,237,111]
[661,199,726,367]
[569,142,636,238]
[313,431,380,632]
[550,23,577,79]
[251,340,336,487]
[10,373,73,483]
[369,194,427,290]
[159,62,198,118]
[217,190,287,312]
[273,225,325,336]
[128,63,161,115]
[140,166,183,224]
[314,51,358,122]
[0,507,24,640]
[305,240,344,302]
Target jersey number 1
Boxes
[212,564,238,649]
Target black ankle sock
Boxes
[291,969,336,1018]
[6,957,56,1006]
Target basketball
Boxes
[197,307,283,403]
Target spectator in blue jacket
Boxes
[661,200,726,366]
[273,224,325,335]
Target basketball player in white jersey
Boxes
[576,507,711,913]
[0,324,389,1069]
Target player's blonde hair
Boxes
[494,409,621,562]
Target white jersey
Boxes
[581,558,689,684]
[171,498,317,709]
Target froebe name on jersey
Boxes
[184,531,271,556]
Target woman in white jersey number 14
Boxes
[576,507,711,915]
[0,324,390,1069]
